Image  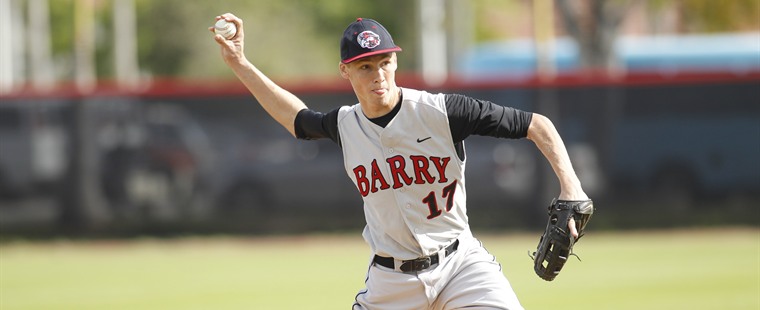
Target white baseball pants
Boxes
[352,232,524,310]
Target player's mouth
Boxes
[372,88,387,96]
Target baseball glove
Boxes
[530,198,594,281]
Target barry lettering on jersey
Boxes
[211,13,589,309]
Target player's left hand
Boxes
[530,198,595,281]
[558,190,588,239]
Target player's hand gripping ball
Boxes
[214,19,237,40]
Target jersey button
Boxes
[388,148,394,153]
[405,203,411,209]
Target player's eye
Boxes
[360,64,370,70]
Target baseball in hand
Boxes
[214,19,237,40]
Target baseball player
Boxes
[211,13,589,309]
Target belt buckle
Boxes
[400,257,431,272]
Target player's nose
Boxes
[372,69,385,84]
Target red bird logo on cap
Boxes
[357,31,381,49]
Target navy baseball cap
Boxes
[340,18,402,64]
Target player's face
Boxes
[340,53,399,109]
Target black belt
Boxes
[373,239,460,273]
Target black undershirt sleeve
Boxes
[445,93,533,143]
[294,108,341,145]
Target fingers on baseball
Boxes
[218,13,244,36]
[213,34,227,44]
[211,16,241,45]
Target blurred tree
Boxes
[556,0,760,71]
[95,1,114,79]
[556,0,640,71]
[650,0,760,33]
[134,0,193,77]
[49,0,75,78]
[471,0,527,41]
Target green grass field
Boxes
[1,228,758,310]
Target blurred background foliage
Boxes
[39,0,419,80]
[649,0,760,32]
[34,0,760,81]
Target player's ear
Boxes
[339,62,350,79]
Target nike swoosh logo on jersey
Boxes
[417,137,432,143]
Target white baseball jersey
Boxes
[294,86,531,309]
[337,88,468,260]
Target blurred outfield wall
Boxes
[0,70,758,236]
